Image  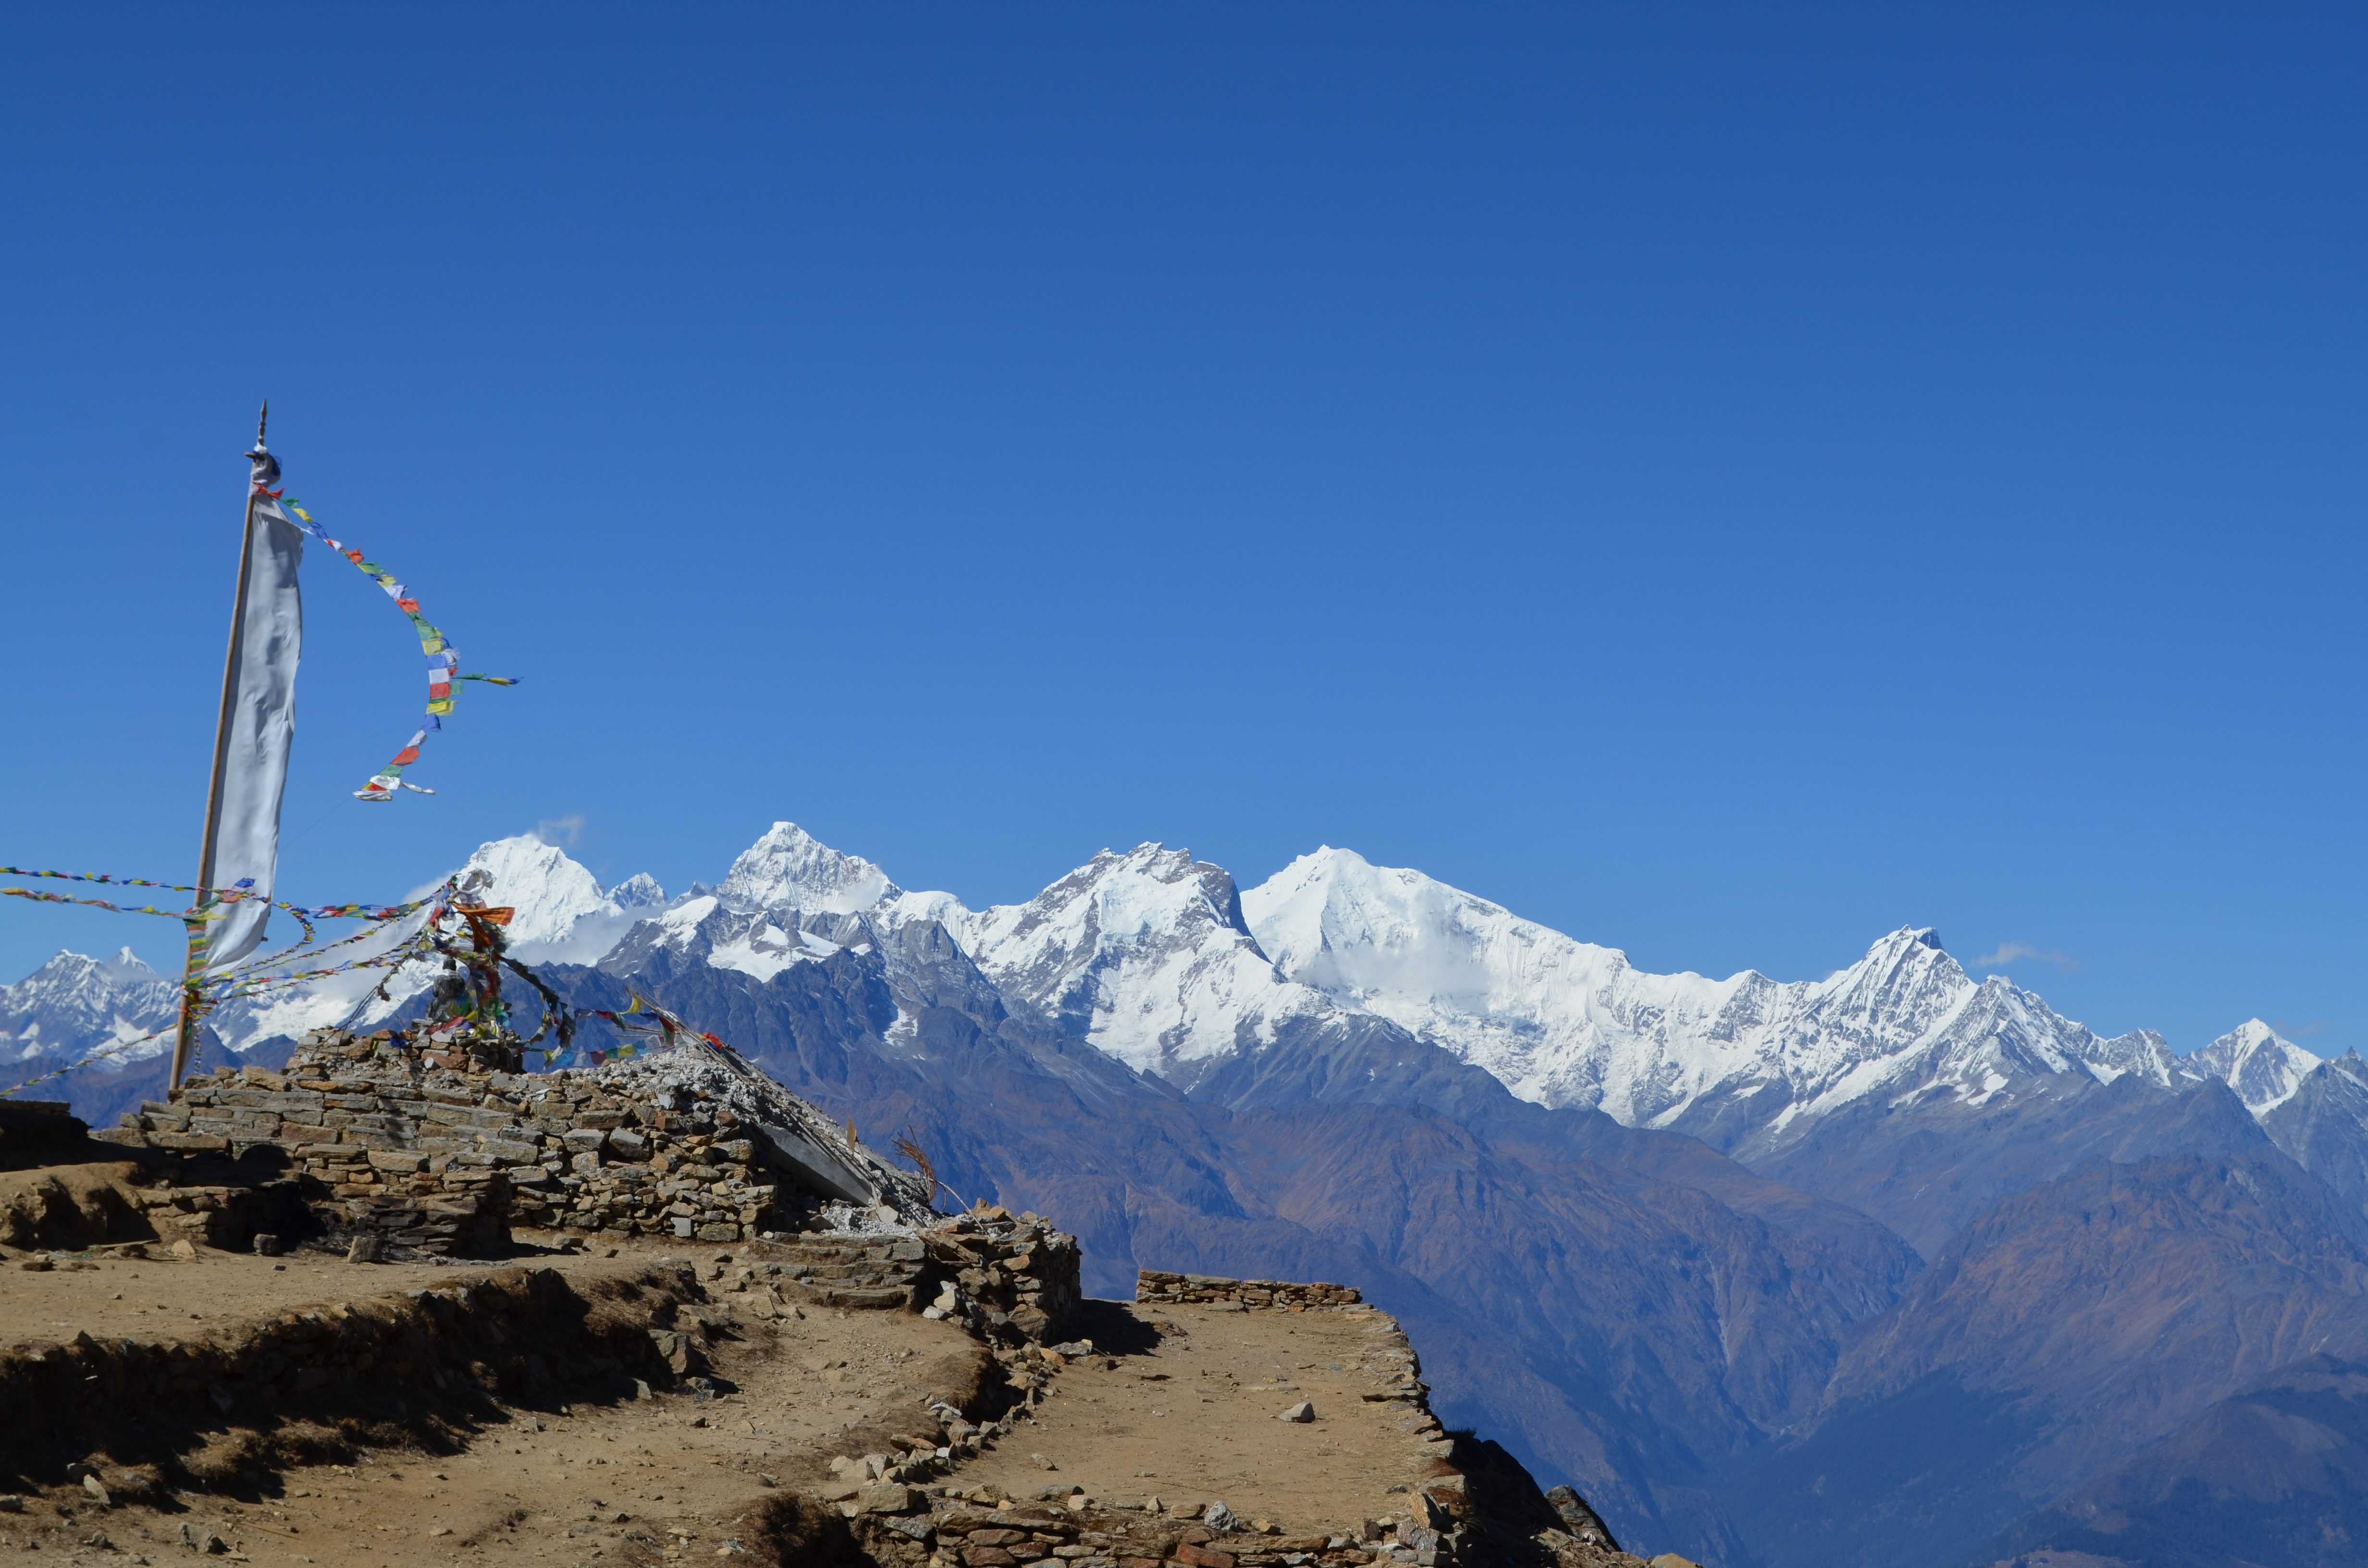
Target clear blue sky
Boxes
[3,6,2361,1054]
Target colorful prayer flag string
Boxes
[271,496,518,800]
[0,857,456,1099]
[0,863,419,922]
[0,857,756,1100]
[0,1022,179,1100]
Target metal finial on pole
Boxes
[257,398,269,447]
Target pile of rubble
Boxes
[696,1207,1081,1345]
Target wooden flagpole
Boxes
[169,399,268,1091]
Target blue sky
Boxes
[2,6,2361,1053]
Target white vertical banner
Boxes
[201,496,305,970]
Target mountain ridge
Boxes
[12,825,2311,1134]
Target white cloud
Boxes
[534,813,587,848]
[1974,940,2084,974]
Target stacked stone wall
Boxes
[919,1209,1083,1342]
[90,1028,1086,1351]
[98,1028,889,1256]
[1135,1270,1363,1311]
[719,1208,1081,1346]
[0,1264,703,1487]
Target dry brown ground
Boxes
[957,1301,1450,1532]
[0,1243,1445,1568]
[3,1236,961,1568]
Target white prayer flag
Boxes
[200,496,305,970]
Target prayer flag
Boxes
[198,496,305,970]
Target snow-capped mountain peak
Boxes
[2192,1019,2319,1116]
[205,834,634,1051]
[0,946,178,1064]
[719,822,900,915]
[59,819,2313,1166]
[1238,845,2259,1148]
[959,843,1330,1081]
[1245,844,1626,1009]
[2079,1026,2187,1089]
[455,835,620,951]
[608,872,668,909]
[94,945,164,988]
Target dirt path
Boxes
[2,1236,989,1567]
[0,1244,1492,1568]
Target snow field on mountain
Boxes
[951,844,1337,1076]
[0,947,176,1064]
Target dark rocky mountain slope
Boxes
[1976,1355,2368,1568]
[2266,1051,2368,1228]
[1742,1067,2285,1259]
[1723,1149,2368,1568]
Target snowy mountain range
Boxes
[1,946,176,1065]
[1242,845,2326,1153]
[12,818,2368,1567]
[8,821,2328,1151]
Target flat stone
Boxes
[1278,1401,1315,1423]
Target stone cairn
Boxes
[98,1023,1085,1344]
[101,1025,915,1251]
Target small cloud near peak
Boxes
[534,812,588,848]
[1975,940,2085,974]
